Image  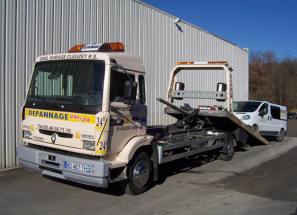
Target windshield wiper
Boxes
[53,97,83,107]
[27,96,47,103]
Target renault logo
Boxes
[51,133,57,144]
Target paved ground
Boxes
[1,121,297,215]
[216,146,297,203]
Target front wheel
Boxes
[125,152,152,195]
[252,124,259,132]
[276,128,285,142]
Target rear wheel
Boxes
[220,137,235,161]
[125,152,152,195]
[276,128,285,142]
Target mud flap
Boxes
[151,142,159,182]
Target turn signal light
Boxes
[99,42,125,52]
[68,44,85,53]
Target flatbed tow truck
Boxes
[17,42,267,195]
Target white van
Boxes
[233,100,287,141]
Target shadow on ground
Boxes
[214,146,297,203]
[44,150,240,196]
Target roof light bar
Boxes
[68,42,125,53]
[176,61,194,65]
[208,61,229,66]
[176,61,229,66]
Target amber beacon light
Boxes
[69,42,125,53]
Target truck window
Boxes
[139,75,146,104]
[259,103,268,115]
[271,105,281,119]
[110,70,135,103]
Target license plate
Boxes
[64,161,90,173]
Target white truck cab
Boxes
[233,100,287,141]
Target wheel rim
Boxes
[133,159,150,188]
[279,129,284,138]
[227,140,234,155]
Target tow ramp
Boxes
[197,110,269,145]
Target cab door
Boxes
[107,69,146,155]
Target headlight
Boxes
[23,130,32,139]
[83,140,95,151]
[242,115,250,120]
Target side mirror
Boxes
[216,82,227,102]
[124,80,137,105]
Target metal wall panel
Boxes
[5,0,17,168]
[0,0,248,169]
[0,0,6,168]
[15,0,27,168]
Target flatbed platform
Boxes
[161,106,268,145]
[156,97,268,145]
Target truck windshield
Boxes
[233,101,262,113]
[25,60,105,114]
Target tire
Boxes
[276,128,285,142]
[125,152,152,195]
[219,137,235,161]
[252,124,259,132]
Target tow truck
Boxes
[17,42,267,195]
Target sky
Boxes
[143,0,297,59]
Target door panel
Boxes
[108,102,147,154]
[258,103,269,132]
[270,105,282,135]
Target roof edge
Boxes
[133,0,248,52]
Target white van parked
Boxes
[233,100,287,142]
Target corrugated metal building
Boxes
[0,0,248,169]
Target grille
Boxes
[39,129,73,138]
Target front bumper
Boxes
[17,144,109,188]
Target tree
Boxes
[249,51,297,110]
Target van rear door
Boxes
[270,105,283,135]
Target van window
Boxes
[110,70,135,103]
[271,105,281,119]
[259,103,268,115]
[139,75,146,104]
